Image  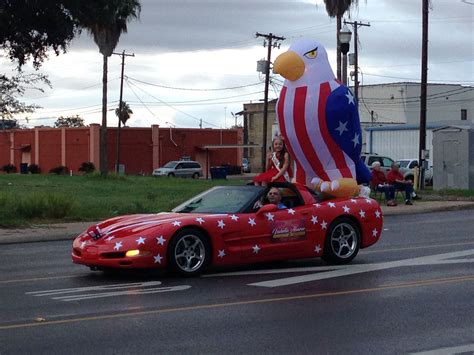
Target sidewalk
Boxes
[1,199,473,245]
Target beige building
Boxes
[241,100,278,173]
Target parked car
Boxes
[152,160,202,179]
[72,182,383,276]
[242,158,251,173]
[360,153,407,176]
[396,159,433,184]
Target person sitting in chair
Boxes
[387,163,419,205]
[370,162,397,206]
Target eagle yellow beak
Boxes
[273,51,305,81]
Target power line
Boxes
[126,76,263,91]
[125,79,220,128]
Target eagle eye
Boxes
[304,47,318,59]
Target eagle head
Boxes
[273,39,335,86]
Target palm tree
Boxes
[75,0,141,175]
[115,101,133,173]
[322,0,359,81]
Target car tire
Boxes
[192,172,199,179]
[167,228,211,276]
[168,173,175,177]
[323,217,360,264]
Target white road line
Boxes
[53,285,191,301]
[204,265,351,278]
[26,281,191,301]
[249,249,474,288]
[410,343,474,354]
[26,281,162,296]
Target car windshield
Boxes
[163,161,178,168]
[397,160,410,168]
[173,186,263,214]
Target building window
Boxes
[461,109,467,121]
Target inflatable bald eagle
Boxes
[273,38,371,197]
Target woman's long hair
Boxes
[272,136,287,167]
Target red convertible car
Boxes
[72,183,383,276]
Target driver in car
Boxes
[254,187,287,210]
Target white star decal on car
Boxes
[265,213,275,221]
[80,241,87,249]
[105,236,115,241]
[252,245,261,254]
[217,220,226,229]
[350,199,357,203]
[287,208,296,215]
[114,241,123,251]
[314,244,322,253]
[372,228,378,237]
[359,210,366,218]
[375,210,381,218]
[156,236,166,245]
[328,202,336,208]
[342,205,350,213]
[321,220,328,229]
[195,217,205,224]
[313,203,321,208]
[230,214,239,221]
[311,215,318,224]
[248,218,256,226]
[365,199,372,204]
[172,221,182,227]
[154,254,163,264]
[136,237,146,245]
[218,250,226,258]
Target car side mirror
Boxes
[256,204,278,215]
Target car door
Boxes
[239,191,312,260]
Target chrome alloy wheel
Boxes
[173,234,206,273]
[329,222,358,259]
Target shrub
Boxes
[49,166,68,175]
[2,164,16,174]
[14,193,75,219]
[45,194,75,218]
[79,161,95,174]
[28,164,41,174]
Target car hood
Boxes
[83,212,189,239]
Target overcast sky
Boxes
[4,0,474,129]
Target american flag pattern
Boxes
[277,80,370,186]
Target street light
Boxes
[339,24,352,85]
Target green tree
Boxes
[0,73,50,121]
[74,0,141,175]
[115,101,133,125]
[54,115,85,128]
[322,1,360,81]
[0,0,79,69]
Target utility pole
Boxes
[419,0,429,190]
[255,32,285,171]
[113,50,134,174]
[344,20,370,101]
[336,15,342,81]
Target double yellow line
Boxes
[2,274,473,330]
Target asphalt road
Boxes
[1,210,473,355]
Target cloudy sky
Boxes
[4,0,474,129]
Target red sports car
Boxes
[72,183,383,276]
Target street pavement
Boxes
[1,198,474,245]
